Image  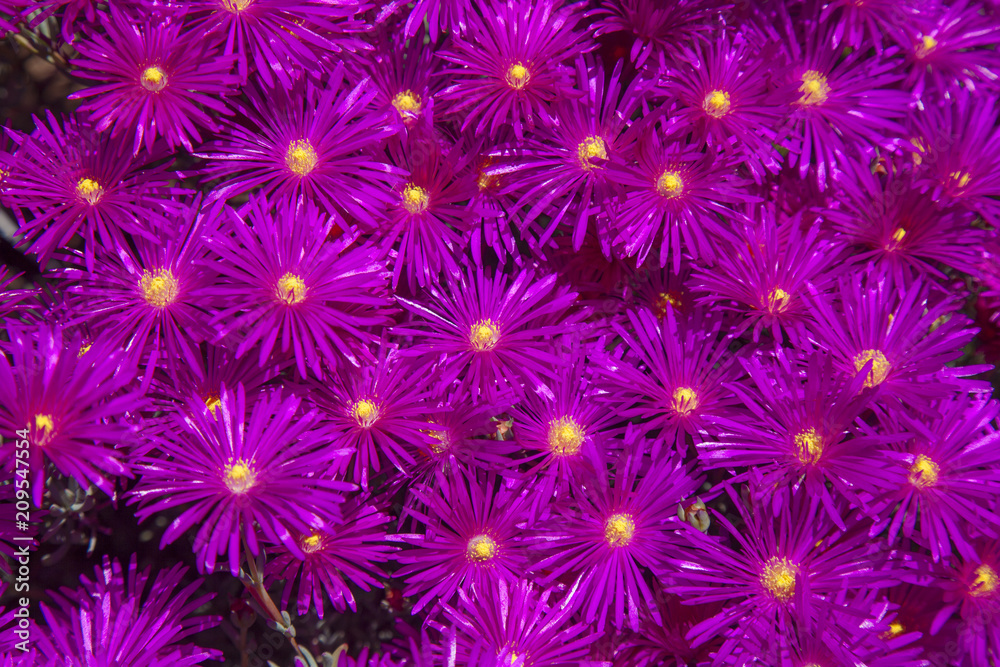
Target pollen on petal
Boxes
[140,66,168,92]
[797,70,830,106]
[671,386,699,416]
[761,557,798,603]
[139,268,180,308]
[970,564,999,598]
[276,273,307,305]
[576,136,608,171]
[505,62,530,90]
[604,513,636,547]
[908,454,940,489]
[285,139,318,176]
[76,178,104,205]
[466,534,498,562]
[547,416,585,456]
[853,349,891,388]
[469,319,500,351]
[223,459,257,495]
[656,170,684,198]
[402,184,430,214]
[703,89,731,118]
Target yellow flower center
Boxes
[392,90,422,117]
[35,414,54,434]
[76,178,104,205]
[223,459,257,495]
[604,513,636,547]
[301,531,324,554]
[656,170,684,198]
[908,454,940,489]
[654,291,683,317]
[139,268,180,308]
[140,66,168,92]
[352,399,379,427]
[970,564,999,597]
[794,428,823,465]
[576,136,608,170]
[275,273,306,305]
[466,534,498,562]
[917,34,938,58]
[882,621,905,639]
[761,557,798,602]
[402,184,429,214]
[797,70,830,106]
[505,62,530,90]
[78,342,91,357]
[547,416,585,456]
[887,227,907,250]
[949,171,971,190]
[703,89,731,117]
[853,349,891,388]
[205,392,221,417]
[222,0,253,11]
[766,287,791,313]
[671,386,699,416]
[285,139,318,176]
[469,319,500,351]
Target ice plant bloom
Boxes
[130,385,356,575]
[436,0,592,139]
[931,542,1000,666]
[590,0,721,68]
[0,324,142,507]
[69,6,239,153]
[395,262,586,404]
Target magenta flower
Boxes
[590,0,722,69]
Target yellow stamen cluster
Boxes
[352,399,380,428]
[882,621,905,639]
[794,427,823,465]
[766,287,791,314]
[547,416,585,457]
[656,170,684,198]
[33,414,55,446]
[392,90,422,120]
[949,171,971,190]
[760,557,798,603]
[671,386,699,416]
[285,139,318,176]
[703,89,731,118]
[970,564,999,598]
[797,70,830,106]
[76,178,104,205]
[604,513,636,547]
[275,273,307,305]
[223,459,257,495]
[301,531,324,554]
[466,534,498,562]
[916,35,938,58]
[505,62,530,90]
[222,0,253,11]
[469,319,500,352]
[654,291,683,317]
[908,454,940,489]
[402,184,430,215]
[853,349,891,388]
[139,268,180,308]
[205,392,222,417]
[577,135,608,170]
[140,66,168,93]
[78,342,92,357]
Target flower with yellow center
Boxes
[301,531,324,554]
[402,184,430,215]
[671,386,699,416]
[204,392,222,417]
[702,89,731,118]
[139,268,180,308]
[221,0,253,11]
[766,287,791,314]
[285,139,318,176]
[469,319,500,352]
[916,34,938,59]
[76,178,104,205]
[392,90,422,118]
[853,349,891,388]
[466,534,498,562]
[604,513,636,547]
[656,170,684,198]
[223,459,257,495]
[352,399,379,428]
[794,427,823,465]
[576,136,607,171]
[970,564,999,598]
[760,557,798,602]
[505,62,530,90]
[140,66,168,93]
[797,70,830,106]
[275,273,307,305]
[547,417,585,456]
[908,454,940,489]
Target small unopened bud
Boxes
[678,498,711,533]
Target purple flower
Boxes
[130,384,356,575]
[531,442,700,631]
[365,24,441,135]
[394,465,531,613]
[199,69,400,229]
[819,0,918,53]
[33,556,220,666]
[207,195,394,378]
[69,6,239,154]
[0,324,141,506]
[590,0,722,69]
[395,262,586,405]
[931,541,1000,666]
[436,0,592,139]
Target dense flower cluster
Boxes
[1,0,1000,665]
